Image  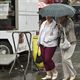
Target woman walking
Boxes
[58,16,77,80]
[38,16,58,80]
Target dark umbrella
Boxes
[39,3,76,17]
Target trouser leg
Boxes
[61,51,70,78]
[40,45,56,71]
[43,47,56,71]
[61,43,77,78]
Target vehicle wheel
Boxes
[0,41,13,54]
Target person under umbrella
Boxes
[37,16,58,80]
[57,15,77,80]
[38,3,77,80]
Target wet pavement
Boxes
[0,43,80,80]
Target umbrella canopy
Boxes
[39,3,76,17]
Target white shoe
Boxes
[52,71,58,80]
[70,75,76,80]
[62,79,67,80]
[62,77,69,80]
[41,75,51,80]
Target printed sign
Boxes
[0,3,9,19]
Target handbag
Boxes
[36,47,43,63]
[60,28,71,49]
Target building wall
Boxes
[39,0,47,3]
[26,0,38,2]
[69,0,80,4]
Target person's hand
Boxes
[44,37,49,43]
[57,23,62,29]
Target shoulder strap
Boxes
[63,27,67,38]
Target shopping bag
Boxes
[36,47,43,63]
[32,35,44,68]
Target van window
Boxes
[0,0,15,30]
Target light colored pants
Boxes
[61,42,77,78]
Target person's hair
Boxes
[63,16,69,27]
[62,16,69,27]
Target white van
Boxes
[0,0,39,54]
